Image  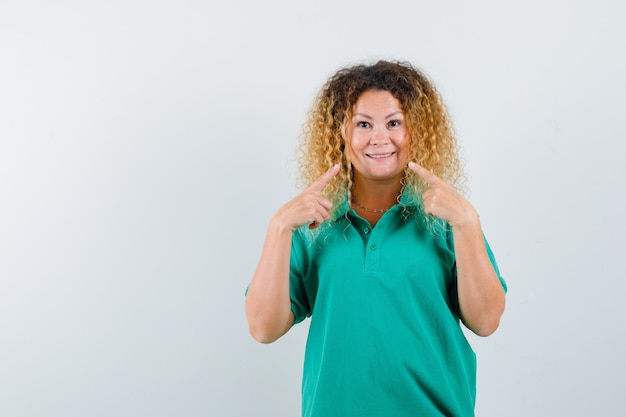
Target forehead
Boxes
[352,90,404,113]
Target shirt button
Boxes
[370,245,377,251]
[364,228,370,234]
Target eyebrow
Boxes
[353,111,404,120]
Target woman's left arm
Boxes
[409,163,506,336]
[448,212,506,336]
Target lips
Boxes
[367,152,394,159]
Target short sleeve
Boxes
[289,231,312,324]
[446,226,507,293]
[484,237,508,293]
[446,230,508,317]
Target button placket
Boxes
[364,224,382,271]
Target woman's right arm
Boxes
[245,165,340,344]
[245,217,296,344]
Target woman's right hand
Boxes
[272,164,340,231]
[246,164,340,343]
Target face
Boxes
[346,90,410,184]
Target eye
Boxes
[388,120,401,128]
[357,121,371,128]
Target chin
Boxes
[369,168,404,180]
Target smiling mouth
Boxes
[367,152,394,159]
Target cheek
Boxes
[396,135,410,156]
[345,137,357,162]
[349,133,367,153]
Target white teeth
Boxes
[369,153,393,159]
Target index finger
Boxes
[308,164,340,194]
[408,162,442,187]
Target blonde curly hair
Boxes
[297,60,465,221]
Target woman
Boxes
[245,60,507,417]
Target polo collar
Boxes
[334,189,418,220]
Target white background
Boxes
[1,0,625,416]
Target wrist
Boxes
[269,213,297,235]
[449,206,480,231]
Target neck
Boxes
[351,177,403,212]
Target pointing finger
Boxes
[408,162,441,187]
[309,164,340,194]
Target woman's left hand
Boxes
[409,162,505,336]
[408,162,478,227]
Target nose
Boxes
[370,126,389,145]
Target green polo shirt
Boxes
[289,200,506,417]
